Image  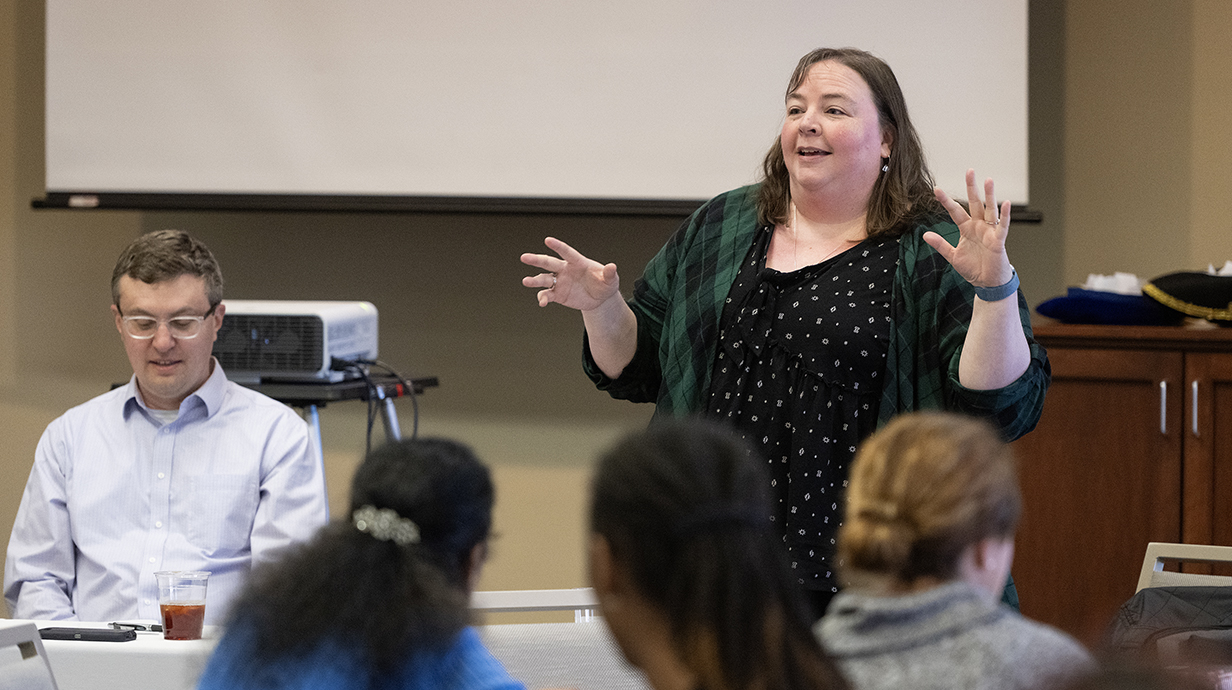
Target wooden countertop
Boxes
[1032,318,1232,351]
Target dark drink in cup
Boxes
[155,570,210,640]
[160,601,206,640]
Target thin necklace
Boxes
[788,202,860,271]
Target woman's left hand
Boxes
[925,168,1014,288]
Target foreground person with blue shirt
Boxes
[197,438,523,690]
[4,229,328,623]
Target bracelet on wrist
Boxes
[973,268,1019,302]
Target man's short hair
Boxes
[111,230,224,309]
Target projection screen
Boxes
[42,0,1029,212]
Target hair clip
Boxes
[352,505,421,546]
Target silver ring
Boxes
[986,220,999,226]
[550,273,557,289]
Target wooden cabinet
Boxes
[1011,323,1232,647]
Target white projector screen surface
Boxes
[45,0,1029,206]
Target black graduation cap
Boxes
[1142,272,1232,326]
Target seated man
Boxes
[4,230,329,624]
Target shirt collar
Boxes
[121,357,229,420]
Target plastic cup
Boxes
[155,570,210,640]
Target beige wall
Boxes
[1063,0,1194,281]
[1190,0,1232,268]
[1061,0,1231,282]
[1,0,19,386]
[3,0,1230,619]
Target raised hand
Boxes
[926,169,1015,289]
[520,237,622,310]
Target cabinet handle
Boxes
[1192,380,1200,437]
[1160,381,1167,435]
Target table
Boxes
[28,614,650,690]
[240,373,439,449]
[30,621,217,690]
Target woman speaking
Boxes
[521,47,1049,616]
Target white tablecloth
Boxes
[28,621,218,690]
[27,618,649,690]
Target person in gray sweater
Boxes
[815,411,1095,690]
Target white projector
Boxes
[212,300,379,383]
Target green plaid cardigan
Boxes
[583,183,1050,442]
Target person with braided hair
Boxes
[815,411,1092,690]
[588,420,849,690]
[196,438,523,690]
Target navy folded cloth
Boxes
[1035,287,1185,326]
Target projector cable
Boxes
[328,358,378,454]
[330,357,421,451]
[351,357,420,441]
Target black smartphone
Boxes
[39,627,137,642]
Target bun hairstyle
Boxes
[838,412,1021,585]
[591,420,846,690]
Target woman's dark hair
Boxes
[756,47,943,236]
[591,420,847,690]
[225,437,494,674]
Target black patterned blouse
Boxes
[704,224,899,592]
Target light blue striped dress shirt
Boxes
[4,361,329,624]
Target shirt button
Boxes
[149,557,156,563]
[157,472,165,479]
[144,599,152,605]
[155,521,163,528]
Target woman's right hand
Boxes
[521,237,638,379]
[520,237,621,311]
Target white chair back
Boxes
[0,621,60,690]
[472,588,598,621]
[1136,541,1232,592]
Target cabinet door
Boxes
[1184,352,1232,554]
[1012,347,1183,646]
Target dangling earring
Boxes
[881,157,890,173]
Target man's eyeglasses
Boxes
[120,306,217,340]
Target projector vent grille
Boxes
[213,314,324,374]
